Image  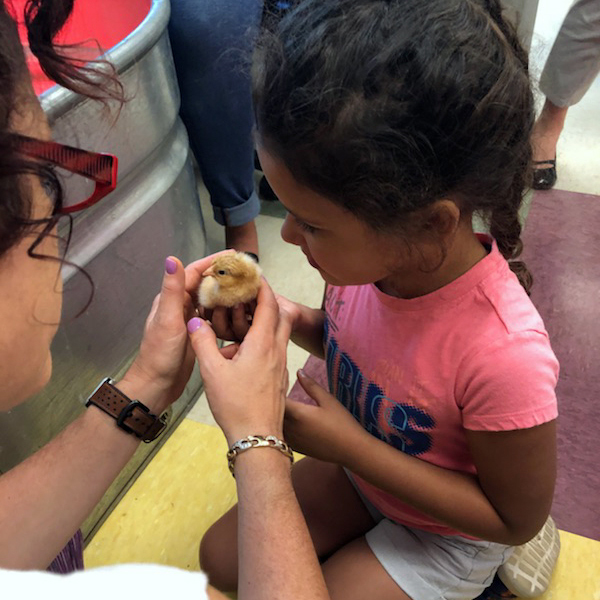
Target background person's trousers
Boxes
[169,0,263,228]
[540,0,600,107]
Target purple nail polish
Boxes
[165,257,177,275]
[187,317,203,333]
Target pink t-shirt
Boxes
[323,236,559,537]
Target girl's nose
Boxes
[281,213,302,246]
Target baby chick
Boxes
[199,252,262,309]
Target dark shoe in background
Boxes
[532,159,557,190]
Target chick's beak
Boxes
[202,266,216,278]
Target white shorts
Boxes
[347,471,514,600]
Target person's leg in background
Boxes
[501,0,540,51]
[532,0,600,189]
[169,0,263,256]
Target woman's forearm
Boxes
[290,306,326,359]
[0,378,161,569]
[235,449,329,600]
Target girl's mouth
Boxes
[303,250,320,270]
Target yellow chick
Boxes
[198,252,262,309]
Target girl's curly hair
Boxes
[254,0,534,292]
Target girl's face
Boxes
[258,147,416,288]
[0,103,63,411]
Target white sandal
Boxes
[498,516,561,598]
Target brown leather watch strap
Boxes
[85,378,167,442]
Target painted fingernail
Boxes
[187,317,203,333]
[165,257,177,275]
[297,369,306,379]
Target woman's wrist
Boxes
[115,373,170,415]
[81,402,141,449]
[223,425,285,449]
[233,442,294,481]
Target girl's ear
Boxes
[423,200,461,240]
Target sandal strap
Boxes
[533,159,556,168]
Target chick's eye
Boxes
[217,269,226,275]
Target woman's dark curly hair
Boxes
[0,0,121,263]
[254,0,535,292]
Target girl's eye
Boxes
[296,219,318,234]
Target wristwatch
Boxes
[85,378,168,443]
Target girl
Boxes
[200,1,559,599]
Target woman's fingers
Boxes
[187,317,224,373]
[245,279,280,343]
[155,257,186,326]
[275,304,294,348]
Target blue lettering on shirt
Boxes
[325,319,434,456]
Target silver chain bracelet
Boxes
[227,435,294,477]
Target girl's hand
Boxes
[284,371,367,464]
[120,257,197,414]
[203,302,257,344]
[187,279,293,445]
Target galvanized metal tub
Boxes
[0,0,207,540]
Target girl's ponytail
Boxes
[475,0,529,70]
[490,200,533,295]
[473,0,533,294]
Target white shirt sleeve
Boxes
[1,564,209,600]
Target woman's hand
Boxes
[187,279,293,445]
[120,256,199,413]
[284,371,367,464]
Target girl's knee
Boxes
[199,513,239,592]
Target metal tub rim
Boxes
[41,0,170,119]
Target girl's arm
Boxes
[348,421,556,545]
[286,373,556,546]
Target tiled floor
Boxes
[85,420,600,600]
[87,1,600,597]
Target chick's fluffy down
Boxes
[199,252,262,309]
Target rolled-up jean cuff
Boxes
[212,190,261,227]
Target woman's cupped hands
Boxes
[184,253,294,445]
